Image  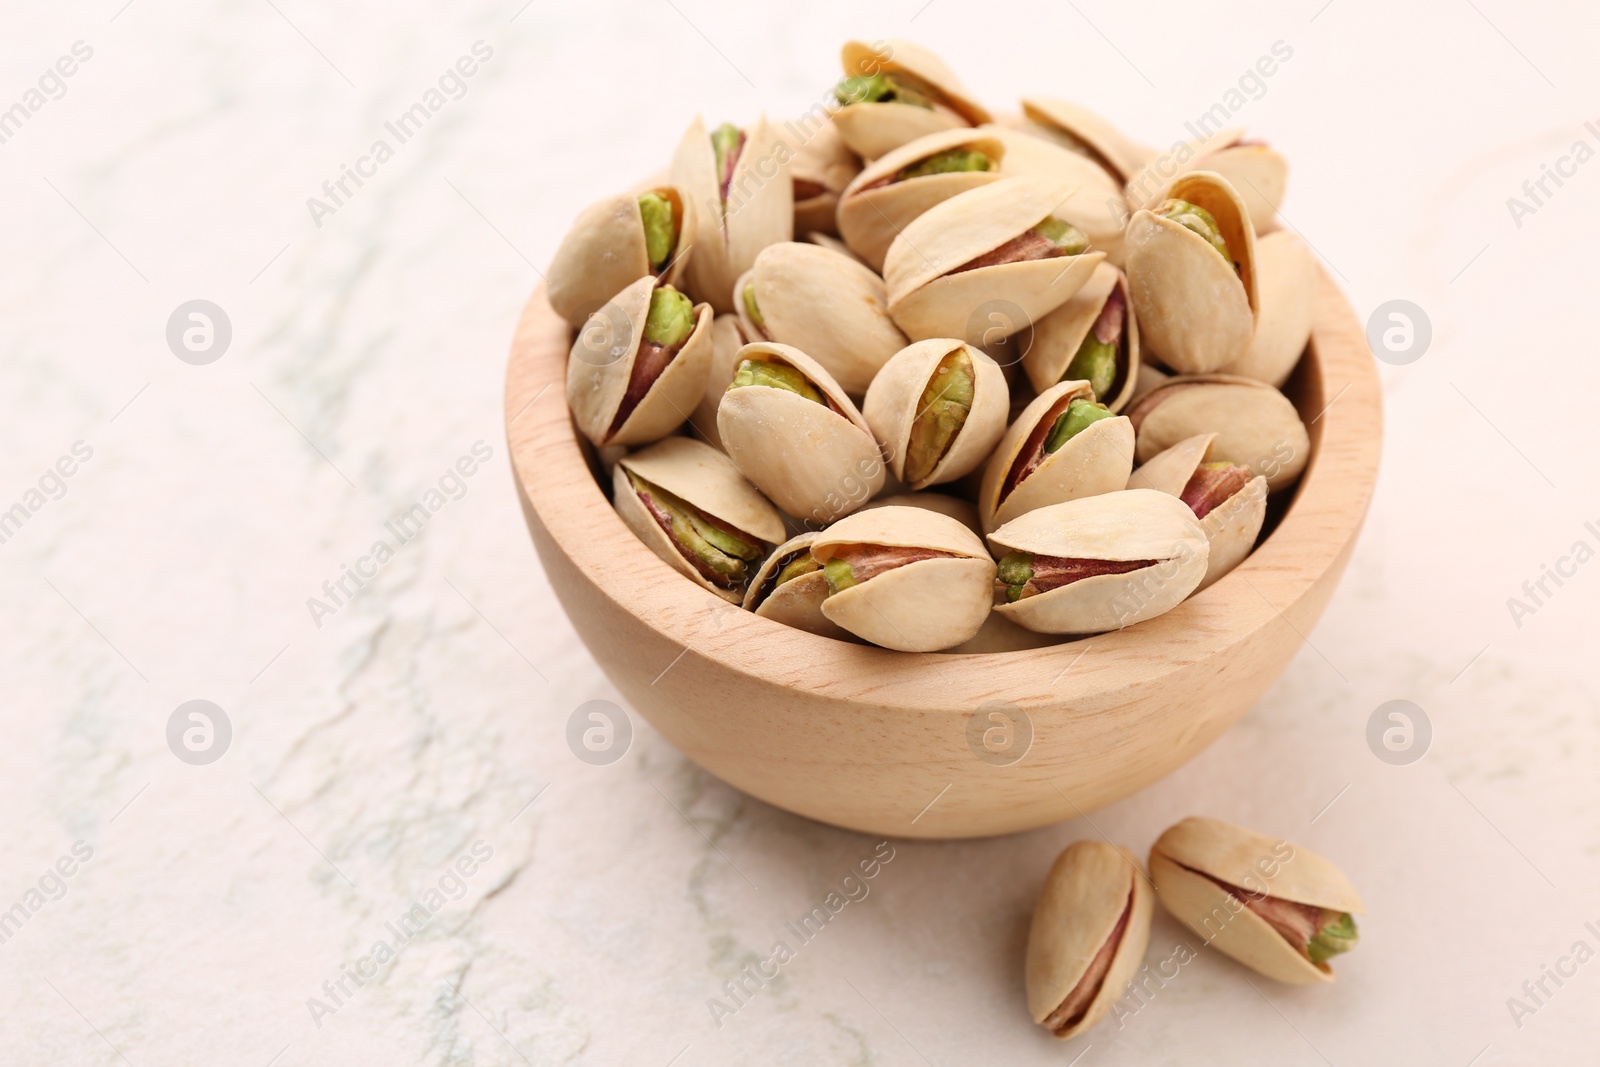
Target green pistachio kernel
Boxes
[832,71,933,108]
[823,558,857,593]
[774,554,821,587]
[741,281,766,330]
[728,358,824,403]
[904,350,975,484]
[1033,215,1090,256]
[637,192,676,271]
[1043,398,1114,454]
[711,122,741,176]
[1306,912,1358,964]
[1064,335,1118,399]
[997,551,1034,602]
[1157,198,1229,261]
[898,148,993,181]
[643,287,695,347]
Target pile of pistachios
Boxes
[1027,817,1363,1039]
[552,39,1319,653]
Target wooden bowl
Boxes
[506,271,1381,839]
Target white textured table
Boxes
[3,2,1597,1064]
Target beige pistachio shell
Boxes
[613,437,785,602]
[1220,231,1316,387]
[945,610,1061,653]
[716,342,885,522]
[566,276,713,447]
[883,177,1107,344]
[1020,263,1139,411]
[1026,841,1155,1039]
[1123,129,1287,233]
[670,114,793,313]
[1130,362,1170,404]
[742,531,854,641]
[863,339,1008,489]
[1020,98,1157,184]
[1128,375,1309,492]
[1127,433,1266,591]
[989,489,1209,635]
[811,506,994,651]
[547,187,697,326]
[832,39,991,160]
[1125,171,1259,374]
[1150,817,1364,985]
[777,117,860,236]
[734,242,908,395]
[863,492,981,535]
[984,126,1127,266]
[804,231,866,264]
[836,127,1006,272]
[690,314,750,452]
[978,380,1135,534]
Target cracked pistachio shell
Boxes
[717,342,885,522]
[1020,263,1139,411]
[690,314,751,452]
[1127,433,1267,591]
[1220,231,1317,387]
[567,276,713,447]
[1128,375,1310,492]
[741,531,854,640]
[613,437,785,602]
[1125,171,1260,374]
[547,186,697,326]
[733,242,908,396]
[984,125,1128,266]
[1019,98,1157,185]
[670,114,793,313]
[777,117,860,236]
[1149,817,1364,985]
[832,39,992,160]
[811,506,995,651]
[863,339,1008,489]
[863,492,981,535]
[988,489,1209,635]
[837,127,1006,273]
[978,380,1135,534]
[1124,128,1287,233]
[1026,841,1155,1039]
[883,176,1107,345]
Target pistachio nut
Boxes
[977,380,1134,534]
[988,489,1209,635]
[716,342,885,522]
[1020,263,1139,412]
[1019,97,1158,186]
[776,117,860,237]
[809,505,995,651]
[883,176,1107,345]
[1127,375,1310,492]
[983,125,1128,266]
[567,276,713,447]
[1125,171,1260,374]
[1127,433,1267,591]
[863,339,1008,490]
[1026,841,1155,1039]
[830,39,992,161]
[1125,128,1288,232]
[836,127,1006,273]
[613,437,785,603]
[1149,816,1363,985]
[670,115,793,313]
[546,186,697,326]
[1219,231,1317,387]
[689,314,751,452]
[733,242,909,395]
[863,491,981,535]
[742,531,855,640]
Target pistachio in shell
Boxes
[883,176,1107,345]
[988,489,1209,635]
[776,117,860,237]
[546,186,696,326]
[830,39,992,161]
[1125,171,1260,374]
[1020,262,1138,412]
[613,437,785,603]
[809,505,995,651]
[1127,432,1267,591]
[1149,816,1363,985]
[977,380,1135,534]
[1026,841,1155,1039]
[742,531,855,641]
[670,115,793,313]
[983,124,1128,266]
[1126,375,1310,492]
[863,339,1008,490]
[716,342,885,522]
[1124,128,1288,233]
[1220,231,1317,387]
[836,127,1006,272]
[733,242,908,396]
[1019,97,1158,186]
[690,314,751,452]
[567,277,713,447]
